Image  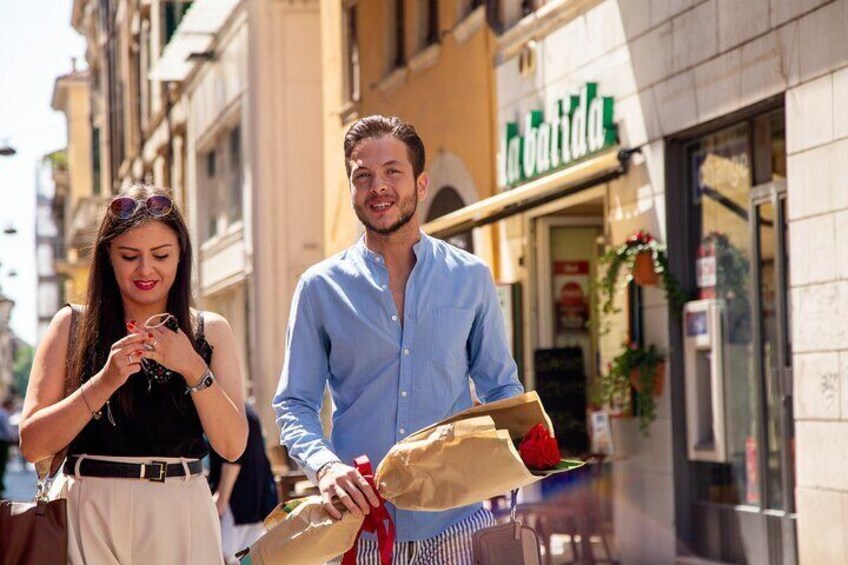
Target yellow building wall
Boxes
[319,0,358,256]
[66,79,93,216]
[322,1,499,265]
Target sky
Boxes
[0,0,85,345]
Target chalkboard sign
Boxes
[534,347,588,456]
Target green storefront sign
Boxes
[500,83,616,187]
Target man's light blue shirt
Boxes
[273,232,523,541]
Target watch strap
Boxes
[186,368,215,394]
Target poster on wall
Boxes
[590,410,614,456]
[553,261,591,335]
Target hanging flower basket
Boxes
[594,230,686,329]
[596,343,665,435]
[629,361,665,397]
[632,251,659,286]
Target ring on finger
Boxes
[128,353,136,364]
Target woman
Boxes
[19,184,248,564]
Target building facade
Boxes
[321,0,500,261]
[0,292,15,401]
[50,63,101,305]
[151,0,325,436]
[35,152,67,342]
[422,0,848,563]
[70,0,325,439]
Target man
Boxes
[273,115,523,564]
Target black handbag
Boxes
[473,490,542,565]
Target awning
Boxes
[148,0,241,82]
[422,147,634,239]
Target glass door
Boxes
[682,108,794,563]
[750,181,796,563]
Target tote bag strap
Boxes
[35,304,83,483]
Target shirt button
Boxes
[399,428,406,435]
[375,257,382,263]
[391,315,398,321]
[401,390,408,397]
[403,348,410,355]
[381,284,387,290]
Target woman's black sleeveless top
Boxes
[68,313,213,460]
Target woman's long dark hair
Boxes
[68,183,198,414]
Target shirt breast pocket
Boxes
[430,307,475,368]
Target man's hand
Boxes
[317,462,380,520]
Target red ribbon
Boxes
[341,456,395,565]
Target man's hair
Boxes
[344,115,426,179]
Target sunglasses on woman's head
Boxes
[109,195,174,220]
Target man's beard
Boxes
[356,193,418,236]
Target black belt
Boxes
[64,456,203,483]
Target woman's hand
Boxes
[101,329,151,388]
[141,323,207,382]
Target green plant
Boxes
[596,343,665,435]
[595,230,686,326]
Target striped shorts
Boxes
[328,507,496,565]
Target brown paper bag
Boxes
[415,391,554,440]
[248,496,363,565]
[243,392,578,564]
[375,416,538,511]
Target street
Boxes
[3,450,37,502]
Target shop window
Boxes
[343,2,360,103]
[199,123,244,242]
[459,0,483,18]
[227,126,243,224]
[161,1,193,51]
[387,0,405,71]
[91,126,101,195]
[673,107,793,562]
[426,186,473,252]
[415,0,439,51]
[492,0,546,32]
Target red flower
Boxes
[627,230,655,245]
[518,424,561,470]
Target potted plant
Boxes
[596,343,666,435]
[596,230,686,322]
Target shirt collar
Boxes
[356,230,430,265]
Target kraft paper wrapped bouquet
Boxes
[241,392,583,565]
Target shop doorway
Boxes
[534,211,604,457]
[530,205,620,563]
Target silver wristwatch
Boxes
[185,368,215,394]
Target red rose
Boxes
[518,424,561,470]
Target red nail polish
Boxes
[147,332,153,338]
